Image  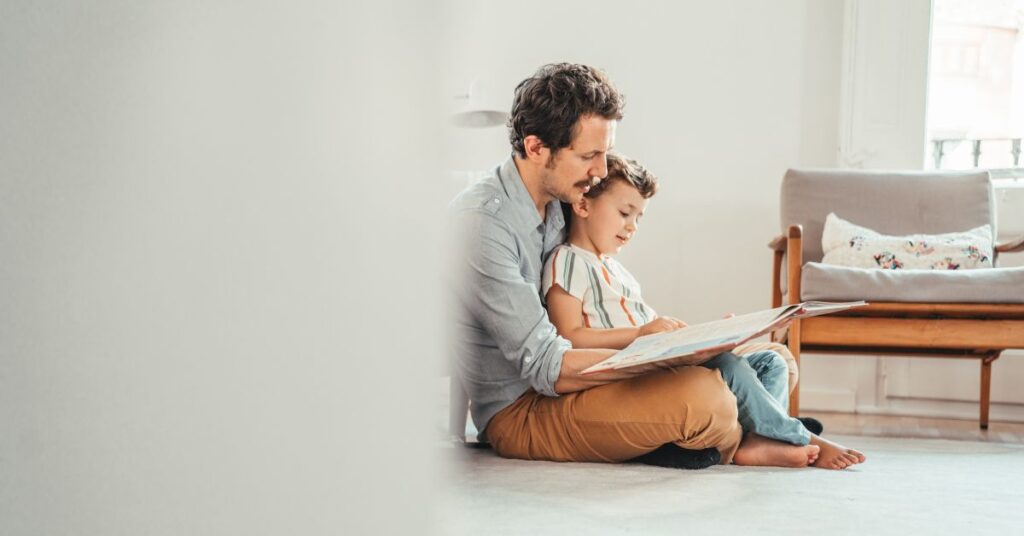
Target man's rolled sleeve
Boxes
[461,214,570,397]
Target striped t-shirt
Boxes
[541,243,657,328]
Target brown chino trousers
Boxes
[485,366,743,465]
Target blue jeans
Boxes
[702,351,811,446]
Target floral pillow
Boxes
[820,212,993,270]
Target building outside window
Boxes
[927,0,1024,180]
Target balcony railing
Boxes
[931,137,1024,180]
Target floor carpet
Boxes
[440,434,1024,535]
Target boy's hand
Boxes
[639,316,687,336]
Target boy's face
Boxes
[539,115,616,205]
[573,179,648,256]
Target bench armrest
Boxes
[996,235,1024,254]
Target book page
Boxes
[583,306,795,373]
[794,300,867,318]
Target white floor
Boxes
[440,434,1024,535]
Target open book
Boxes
[580,301,867,375]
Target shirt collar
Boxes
[567,242,608,263]
[497,155,565,232]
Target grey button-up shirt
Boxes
[450,156,571,436]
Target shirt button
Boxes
[493,198,500,204]
[524,356,533,363]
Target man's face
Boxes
[540,115,617,205]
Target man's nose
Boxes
[591,155,608,179]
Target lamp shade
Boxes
[450,78,508,128]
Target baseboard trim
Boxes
[878,398,1024,424]
[806,397,1024,424]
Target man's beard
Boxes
[542,170,592,204]
[542,157,595,203]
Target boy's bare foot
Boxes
[733,433,821,468]
[809,435,866,470]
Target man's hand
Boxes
[639,316,687,336]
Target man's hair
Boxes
[585,152,658,199]
[508,63,624,159]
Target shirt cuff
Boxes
[534,336,570,397]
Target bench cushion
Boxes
[801,262,1024,303]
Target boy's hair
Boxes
[585,152,658,199]
[508,63,624,159]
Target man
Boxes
[450,63,741,469]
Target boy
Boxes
[542,153,865,470]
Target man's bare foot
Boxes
[809,435,866,470]
[733,433,821,468]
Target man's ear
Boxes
[522,135,549,164]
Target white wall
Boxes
[0,2,443,534]
[444,0,845,323]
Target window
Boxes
[926,0,1024,180]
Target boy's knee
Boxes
[758,343,799,376]
[764,351,789,375]
[738,342,800,394]
[762,351,796,391]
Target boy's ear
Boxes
[572,197,590,218]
